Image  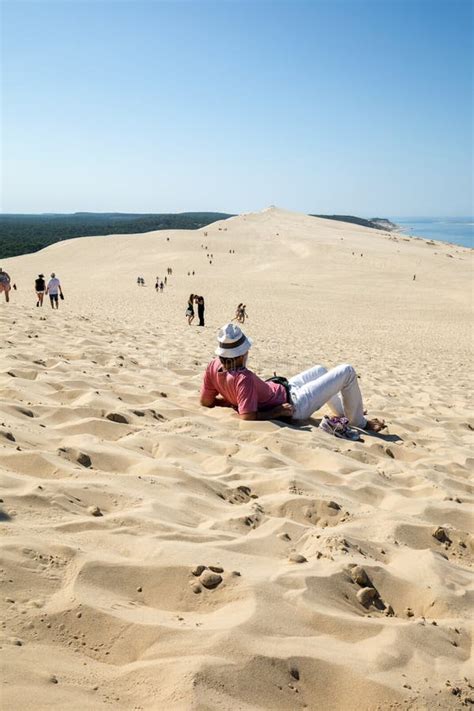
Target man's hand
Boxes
[274,403,294,418]
[240,403,294,421]
[200,395,233,409]
[214,398,233,408]
[200,395,216,408]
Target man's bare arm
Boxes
[200,395,233,408]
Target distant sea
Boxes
[391,217,473,249]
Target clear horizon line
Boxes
[1,210,473,219]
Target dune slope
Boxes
[0,208,473,710]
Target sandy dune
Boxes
[0,207,472,710]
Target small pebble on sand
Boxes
[199,571,223,589]
[433,526,451,544]
[356,587,378,606]
[192,565,206,577]
[106,412,129,424]
[289,553,307,564]
[349,565,370,587]
[209,566,224,573]
[77,452,92,468]
[88,506,102,517]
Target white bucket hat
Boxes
[215,323,252,358]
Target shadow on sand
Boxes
[0,508,12,522]
[273,416,403,444]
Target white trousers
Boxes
[288,364,367,427]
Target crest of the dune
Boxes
[241,205,308,220]
[229,206,384,234]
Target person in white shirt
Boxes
[46,273,63,309]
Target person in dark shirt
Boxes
[35,274,46,307]
[196,295,205,326]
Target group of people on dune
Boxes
[232,303,248,324]
[0,269,63,308]
[186,294,205,326]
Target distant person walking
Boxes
[46,273,63,309]
[233,303,248,324]
[233,303,243,322]
[186,294,195,325]
[0,268,11,303]
[35,273,46,307]
[196,295,205,327]
[155,278,160,292]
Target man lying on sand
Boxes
[200,323,385,431]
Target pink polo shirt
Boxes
[201,358,287,415]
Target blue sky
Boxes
[2,0,472,216]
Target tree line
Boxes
[0,212,233,259]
